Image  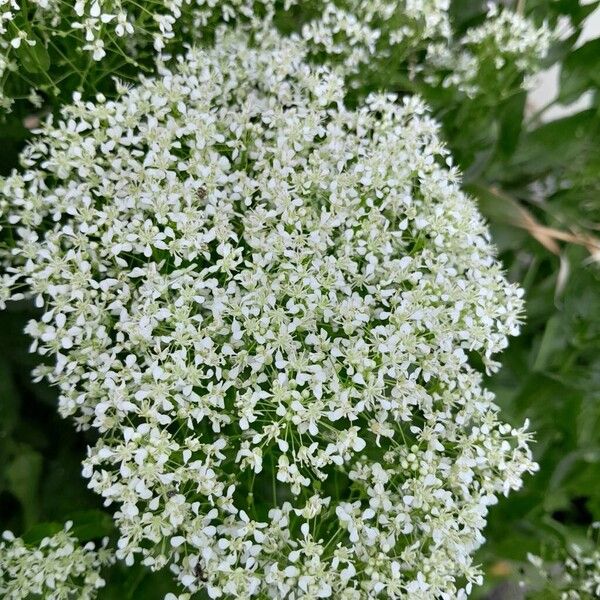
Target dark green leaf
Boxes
[498,92,527,159]
[21,521,63,545]
[0,359,19,436]
[502,109,597,181]
[16,35,51,75]
[67,509,115,541]
[5,446,43,527]
[560,37,600,103]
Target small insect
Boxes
[194,561,208,582]
[196,187,207,200]
[166,490,177,498]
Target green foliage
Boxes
[446,2,600,596]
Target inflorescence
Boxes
[0,1,550,111]
[0,26,538,598]
[0,523,113,599]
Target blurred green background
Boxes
[1,1,599,597]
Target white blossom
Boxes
[1,1,552,110]
[0,523,114,599]
[423,4,552,96]
[1,26,537,598]
[0,0,290,109]
[528,523,600,599]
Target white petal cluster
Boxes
[299,0,451,73]
[1,0,282,56]
[423,4,552,96]
[0,1,551,111]
[0,523,113,599]
[0,0,20,110]
[296,2,550,97]
[1,28,536,598]
[560,544,600,599]
[528,523,600,599]
[65,0,290,56]
[0,0,289,109]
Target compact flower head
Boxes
[1,28,536,598]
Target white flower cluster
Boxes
[1,1,551,111]
[1,0,282,57]
[1,27,537,598]
[295,2,550,97]
[299,0,451,73]
[0,0,20,109]
[0,522,113,599]
[65,0,292,58]
[423,4,552,96]
[0,0,289,109]
[528,524,600,600]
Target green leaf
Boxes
[67,509,115,541]
[5,446,43,528]
[449,0,487,31]
[21,521,63,545]
[497,92,526,159]
[559,37,600,103]
[98,562,182,600]
[528,0,600,28]
[0,359,19,436]
[501,109,597,181]
[16,35,51,75]
[532,314,568,372]
[558,0,600,27]
[40,444,101,519]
